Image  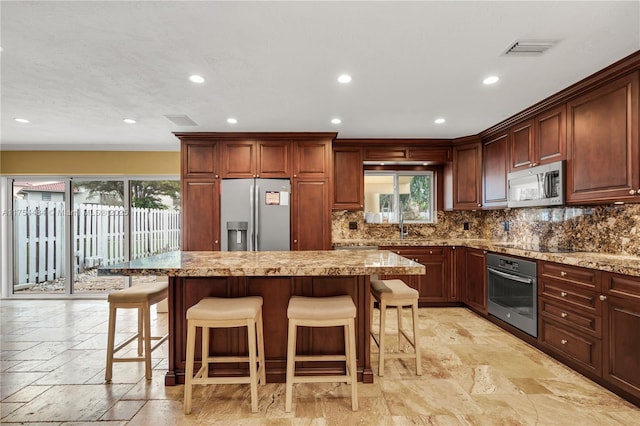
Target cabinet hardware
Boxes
[561,312,568,318]
[561,339,568,345]
[293,174,297,178]
[478,203,482,207]
[215,174,219,178]
[560,291,568,297]
[293,239,297,244]
[560,271,567,277]
[599,295,607,301]
[429,250,433,254]
[630,189,636,195]
[214,240,218,244]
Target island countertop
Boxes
[98,249,425,277]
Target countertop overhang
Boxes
[98,250,425,277]
[333,238,640,278]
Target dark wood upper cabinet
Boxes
[482,132,509,208]
[510,119,535,171]
[535,104,566,164]
[332,146,363,210]
[567,71,640,204]
[293,139,331,178]
[452,141,482,209]
[182,140,219,178]
[222,140,290,178]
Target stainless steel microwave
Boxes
[507,160,565,208]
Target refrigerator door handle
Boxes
[249,184,255,251]
[255,184,260,251]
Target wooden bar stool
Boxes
[183,296,266,414]
[285,295,358,412]
[370,279,421,376]
[105,282,168,382]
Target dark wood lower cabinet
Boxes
[463,248,487,314]
[165,275,372,386]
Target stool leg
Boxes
[256,308,266,385]
[201,325,210,379]
[347,318,358,411]
[247,318,259,413]
[143,303,152,380]
[137,307,144,356]
[378,301,387,376]
[412,302,422,376]
[285,319,297,412]
[183,321,197,414]
[397,305,404,349]
[105,304,117,382]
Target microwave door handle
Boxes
[543,173,552,198]
[488,267,534,285]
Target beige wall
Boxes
[0,151,180,175]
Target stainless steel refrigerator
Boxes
[220,178,290,251]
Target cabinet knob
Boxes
[293,239,297,244]
[560,271,567,277]
[429,250,433,254]
[561,312,568,318]
[599,295,607,301]
[560,291,568,297]
[561,339,568,345]
[293,174,297,178]
[215,174,219,178]
[478,204,482,207]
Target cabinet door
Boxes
[535,104,566,164]
[292,178,331,250]
[602,272,640,400]
[182,141,219,178]
[181,179,219,251]
[465,248,487,314]
[293,140,331,178]
[222,140,256,178]
[451,246,465,302]
[258,141,290,178]
[510,119,534,171]
[333,147,363,210]
[567,72,640,204]
[452,142,482,209]
[482,132,509,208]
[417,247,450,303]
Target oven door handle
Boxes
[488,267,534,285]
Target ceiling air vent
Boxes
[503,40,558,56]
[164,114,198,126]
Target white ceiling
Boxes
[1,1,639,151]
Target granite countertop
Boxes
[98,250,425,277]
[333,239,640,278]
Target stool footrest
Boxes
[294,354,346,362]
[291,375,353,384]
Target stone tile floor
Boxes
[1,299,639,425]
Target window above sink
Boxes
[364,171,435,224]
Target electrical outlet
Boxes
[463,222,470,230]
[504,221,510,232]
[348,221,358,230]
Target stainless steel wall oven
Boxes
[487,253,538,337]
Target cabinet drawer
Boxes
[540,298,601,337]
[540,319,602,373]
[604,272,640,302]
[540,262,601,291]
[539,280,600,314]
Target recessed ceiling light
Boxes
[483,75,500,85]
[123,118,136,124]
[15,118,29,123]
[434,118,446,124]
[227,118,238,124]
[331,118,342,124]
[189,75,205,84]
[337,74,352,84]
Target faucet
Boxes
[399,203,408,239]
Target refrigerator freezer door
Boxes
[255,179,290,251]
[220,179,253,251]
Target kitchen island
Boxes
[99,250,425,385]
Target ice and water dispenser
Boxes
[227,221,248,251]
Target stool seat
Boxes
[105,282,168,382]
[370,279,421,377]
[187,296,263,321]
[285,295,358,412]
[107,281,168,304]
[371,279,419,300]
[184,296,266,414]
[287,295,356,320]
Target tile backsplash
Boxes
[332,203,640,256]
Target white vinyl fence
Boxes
[13,199,180,284]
